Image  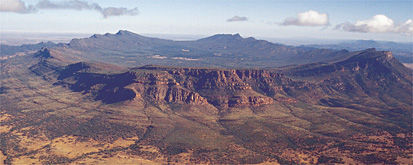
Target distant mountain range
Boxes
[305,40,413,63]
[2,30,349,68]
[57,30,350,68]
[2,31,411,68]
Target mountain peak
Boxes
[354,48,396,60]
[116,30,135,35]
[348,48,394,62]
[34,47,52,59]
[197,33,245,42]
[233,33,241,37]
[90,34,101,38]
[85,30,146,40]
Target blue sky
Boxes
[1,0,412,42]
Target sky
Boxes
[0,0,412,42]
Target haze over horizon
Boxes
[1,0,412,42]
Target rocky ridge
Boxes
[27,47,412,112]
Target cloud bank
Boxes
[282,10,329,26]
[0,0,138,18]
[36,0,101,10]
[227,16,248,22]
[335,15,413,34]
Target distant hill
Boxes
[52,30,349,68]
[305,40,413,63]
[0,41,57,57]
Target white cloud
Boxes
[227,16,248,22]
[149,55,167,59]
[336,15,393,33]
[0,0,138,18]
[101,7,138,18]
[172,57,199,61]
[36,0,102,10]
[282,10,329,26]
[0,0,35,13]
[394,19,413,34]
[335,15,413,34]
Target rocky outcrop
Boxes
[228,96,274,107]
[128,83,208,105]
[125,69,275,107]
[54,66,287,108]
[136,66,283,107]
[33,47,52,59]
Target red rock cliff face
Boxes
[59,65,308,108]
[228,95,274,107]
[125,71,208,105]
[132,67,285,108]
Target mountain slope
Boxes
[68,30,172,51]
[283,49,412,129]
[306,40,413,63]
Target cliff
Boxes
[30,48,412,112]
[56,66,281,108]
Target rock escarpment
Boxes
[124,71,208,105]
[32,48,411,111]
[55,65,297,108]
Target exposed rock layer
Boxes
[31,49,412,112]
